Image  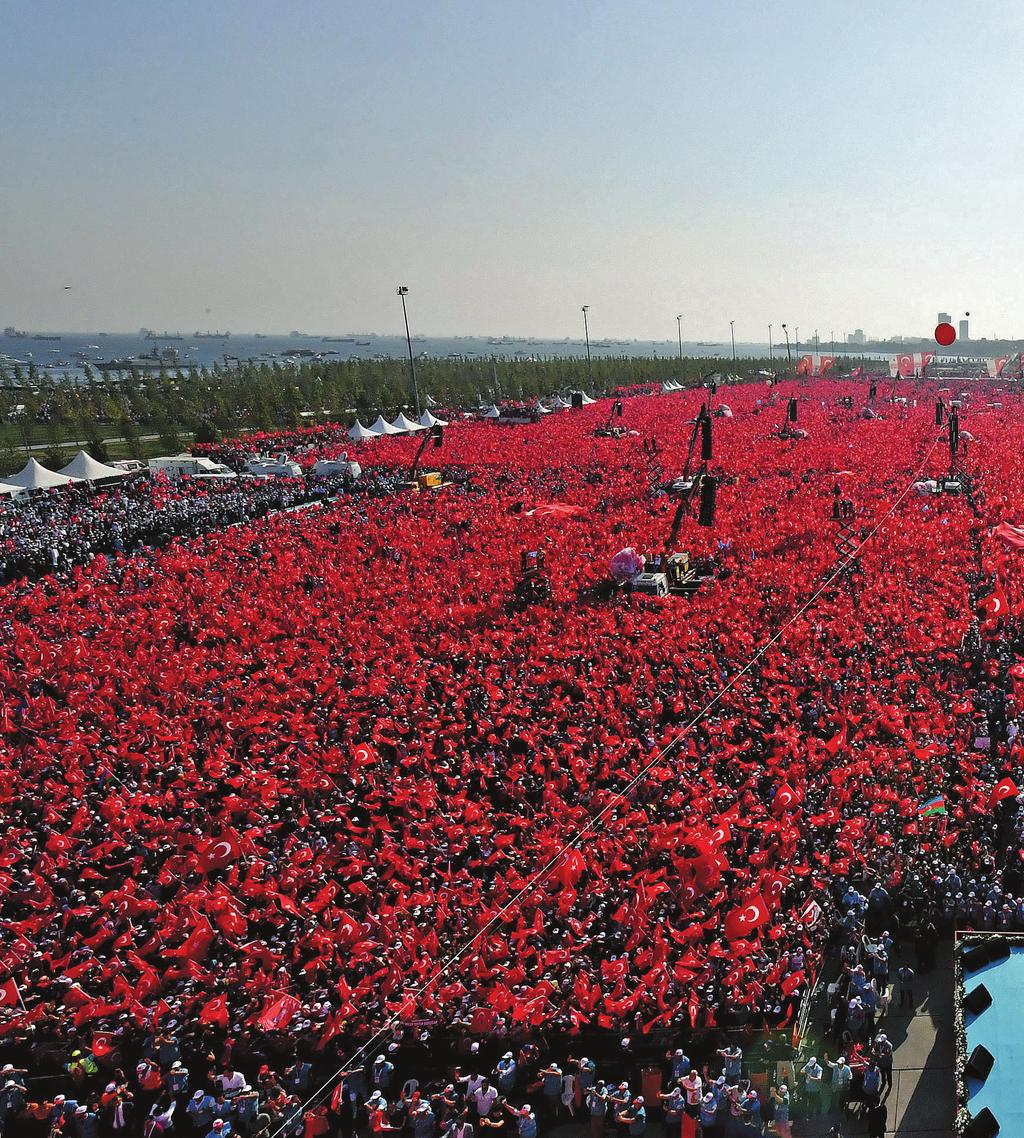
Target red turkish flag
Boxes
[781,970,806,996]
[978,584,1010,629]
[991,778,1019,807]
[993,523,1024,551]
[772,782,802,814]
[723,894,770,940]
[199,994,229,1028]
[257,993,301,1032]
[0,978,19,1008]
[198,832,241,874]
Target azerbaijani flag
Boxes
[919,795,947,818]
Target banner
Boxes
[796,354,836,376]
[894,352,935,378]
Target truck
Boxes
[246,454,303,478]
[148,455,237,480]
[311,457,362,479]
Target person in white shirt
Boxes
[473,1080,500,1119]
[680,1071,703,1117]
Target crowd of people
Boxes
[0,466,422,584]
[0,378,1021,1135]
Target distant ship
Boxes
[322,336,355,342]
[143,330,185,341]
[194,330,230,339]
[6,327,61,340]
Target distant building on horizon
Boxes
[938,311,951,325]
[847,329,866,345]
[959,318,970,340]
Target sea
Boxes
[0,329,854,385]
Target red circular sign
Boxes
[935,322,956,346]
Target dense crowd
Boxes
[0,379,1021,1135]
[0,467,418,584]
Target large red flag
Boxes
[991,778,1019,807]
[723,894,770,940]
[0,978,19,1008]
[199,994,229,1028]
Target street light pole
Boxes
[768,323,773,361]
[729,320,736,362]
[582,305,592,388]
[396,285,421,417]
[676,314,683,362]
[782,323,792,365]
[795,326,799,354]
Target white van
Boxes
[311,457,362,479]
[246,454,303,478]
[148,455,237,480]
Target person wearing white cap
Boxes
[494,1053,517,1094]
[617,1095,646,1137]
[872,1032,894,1093]
[372,1054,395,1093]
[770,1084,792,1138]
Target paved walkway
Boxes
[796,942,955,1138]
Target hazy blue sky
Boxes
[3,0,1023,340]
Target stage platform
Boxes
[962,939,1024,1135]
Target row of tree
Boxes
[0,353,863,474]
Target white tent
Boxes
[482,405,501,419]
[0,482,21,499]
[59,450,127,482]
[550,396,571,410]
[369,415,403,435]
[661,382,678,394]
[581,393,597,405]
[347,421,381,441]
[8,458,78,491]
[391,412,426,432]
[418,409,449,428]
[533,401,553,415]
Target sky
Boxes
[3,0,1024,341]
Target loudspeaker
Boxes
[571,392,584,408]
[869,382,877,400]
[787,396,798,422]
[700,417,713,461]
[966,1045,995,1082]
[963,944,991,972]
[963,984,993,1016]
[698,476,717,527]
[965,1107,999,1138]
[614,400,623,418]
[987,938,1010,964]
[936,400,944,425]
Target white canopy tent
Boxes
[369,415,404,435]
[347,421,381,441]
[418,409,448,428]
[391,412,426,432]
[580,393,597,405]
[482,405,501,419]
[550,396,571,410]
[59,450,128,482]
[0,482,21,499]
[533,401,553,415]
[8,458,78,491]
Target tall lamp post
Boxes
[729,320,736,363]
[676,314,684,384]
[582,305,592,388]
[781,323,792,365]
[396,285,421,417]
[768,323,773,361]
[795,326,800,354]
